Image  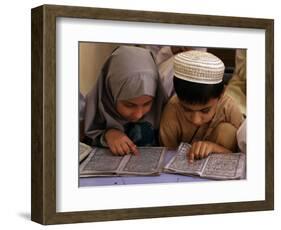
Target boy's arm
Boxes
[227,98,245,128]
[159,103,181,148]
[207,122,238,152]
[206,96,244,152]
[219,98,245,151]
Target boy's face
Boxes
[179,98,219,127]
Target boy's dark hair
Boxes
[173,76,225,105]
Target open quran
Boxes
[79,142,93,162]
[79,143,166,177]
[164,142,246,180]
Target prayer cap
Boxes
[174,50,225,84]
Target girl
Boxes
[84,46,168,155]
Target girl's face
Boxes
[116,95,153,122]
[180,98,219,127]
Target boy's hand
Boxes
[104,129,139,156]
[188,141,214,163]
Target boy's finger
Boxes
[188,149,194,162]
[189,144,195,156]
[187,146,192,161]
[189,152,194,163]
[199,143,207,159]
[205,145,213,157]
[192,142,201,160]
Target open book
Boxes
[164,142,246,180]
[79,142,93,162]
[79,144,166,177]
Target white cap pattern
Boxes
[174,50,225,84]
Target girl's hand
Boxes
[188,141,231,163]
[104,129,139,156]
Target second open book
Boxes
[79,142,246,180]
[164,142,246,180]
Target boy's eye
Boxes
[201,109,210,114]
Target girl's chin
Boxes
[129,119,139,123]
[127,117,143,123]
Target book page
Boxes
[164,150,207,175]
[79,142,93,162]
[164,142,207,175]
[201,153,246,179]
[119,147,166,175]
[79,148,124,176]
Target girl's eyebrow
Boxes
[123,101,135,106]
[143,100,153,105]
[123,100,153,106]
[124,99,153,106]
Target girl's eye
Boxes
[144,101,152,107]
[121,102,135,108]
[125,104,135,108]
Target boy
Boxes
[159,50,244,162]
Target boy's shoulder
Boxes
[218,94,244,121]
[162,95,182,116]
[166,95,182,109]
[221,94,245,127]
[168,95,180,105]
[219,94,239,109]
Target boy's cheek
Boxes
[202,112,216,123]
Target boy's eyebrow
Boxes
[181,103,212,112]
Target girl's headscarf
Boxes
[84,46,168,145]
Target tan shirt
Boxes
[159,94,244,148]
[225,49,247,115]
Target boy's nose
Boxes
[190,113,202,126]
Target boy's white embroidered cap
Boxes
[174,50,225,84]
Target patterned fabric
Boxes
[124,121,157,146]
[174,50,225,84]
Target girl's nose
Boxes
[132,107,144,120]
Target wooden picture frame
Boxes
[31,4,274,225]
